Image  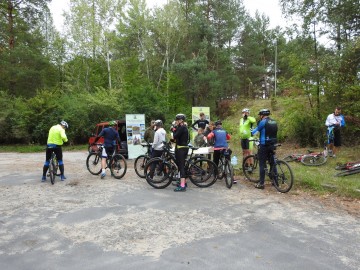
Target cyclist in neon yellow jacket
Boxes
[42,121,68,182]
[239,108,256,168]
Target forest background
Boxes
[0,0,359,147]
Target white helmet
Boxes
[242,108,250,113]
[60,120,69,129]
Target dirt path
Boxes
[0,151,359,270]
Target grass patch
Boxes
[0,144,88,153]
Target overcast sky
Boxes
[49,0,286,32]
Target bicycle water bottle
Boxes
[231,155,238,166]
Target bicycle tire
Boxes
[300,154,327,166]
[217,158,225,179]
[242,155,259,183]
[188,158,217,188]
[335,167,360,177]
[86,152,102,175]
[283,155,298,162]
[134,155,150,178]
[144,158,173,189]
[49,159,56,185]
[224,161,233,189]
[272,160,294,193]
[111,154,127,179]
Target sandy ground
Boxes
[0,151,359,270]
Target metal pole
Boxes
[274,40,277,97]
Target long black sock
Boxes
[59,164,64,175]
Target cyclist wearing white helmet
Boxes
[42,120,69,182]
[239,108,256,168]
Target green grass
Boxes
[0,144,88,153]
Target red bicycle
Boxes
[335,161,360,177]
[283,149,328,166]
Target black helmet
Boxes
[154,119,163,126]
[60,120,69,129]
[214,120,222,126]
[258,109,270,116]
[175,114,186,121]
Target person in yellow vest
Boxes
[239,108,256,168]
[42,121,69,182]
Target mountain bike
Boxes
[144,142,217,189]
[335,161,360,177]
[242,139,294,193]
[217,148,234,189]
[283,146,328,166]
[48,151,60,185]
[86,144,127,179]
[134,141,153,178]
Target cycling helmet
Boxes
[109,120,117,126]
[175,114,186,121]
[242,108,250,113]
[214,120,222,126]
[258,109,270,116]
[60,120,69,129]
[154,119,163,126]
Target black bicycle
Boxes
[242,139,294,193]
[48,151,60,185]
[134,141,152,178]
[217,148,234,189]
[144,142,217,189]
[86,144,127,179]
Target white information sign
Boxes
[125,114,146,159]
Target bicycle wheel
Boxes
[86,152,102,175]
[134,155,150,178]
[242,155,259,183]
[188,158,217,188]
[335,167,360,177]
[224,161,234,189]
[49,159,56,185]
[217,158,225,179]
[111,154,127,179]
[300,154,327,166]
[144,158,173,189]
[272,160,294,193]
[283,155,298,162]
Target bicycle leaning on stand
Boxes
[144,141,217,189]
[86,144,127,179]
[134,141,153,178]
[242,139,294,193]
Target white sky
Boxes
[49,0,286,32]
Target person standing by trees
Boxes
[42,121,69,182]
[239,108,256,168]
[325,106,345,157]
[171,114,189,192]
[144,120,155,143]
[251,109,278,190]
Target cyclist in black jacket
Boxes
[171,113,189,192]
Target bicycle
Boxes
[144,141,217,189]
[335,161,360,177]
[86,144,127,179]
[242,139,294,193]
[283,145,328,166]
[47,151,60,185]
[217,148,234,189]
[134,141,153,178]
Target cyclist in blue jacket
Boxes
[251,109,278,189]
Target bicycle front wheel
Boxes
[144,158,173,189]
[134,155,150,178]
[273,160,294,193]
[86,153,102,175]
[111,154,127,179]
[242,155,259,183]
[188,158,217,188]
[224,161,234,189]
[300,155,327,166]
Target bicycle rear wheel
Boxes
[224,161,234,189]
[272,160,293,193]
[300,154,327,166]
[49,159,56,185]
[144,158,173,189]
[188,158,217,188]
[111,154,127,179]
[217,158,225,179]
[86,152,102,175]
[242,155,259,183]
[134,155,150,178]
[335,167,360,177]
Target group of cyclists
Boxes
[41,106,345,191]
